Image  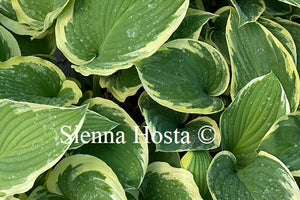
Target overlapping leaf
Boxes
[221,73,290,166]
[207,151,300,199]
[136,39,229,114]
[181,151,212,199]
[0,0,37,36]
[99,67,142,102]
[0,56,82,106]
[258,17,297,64]
[206,6,231,62]
[69,109,119,150]
[0,25,20,61]
[227,9,300,111]
[259,112,300,176]
[73,97,148,189]
[229,0,265,26]
[138,92,221,152]
[0,100,87,198]
[140,162,203,200]
[148,143,181,168]
[46,155,126,200]
[274,18,300,74]
[56,0,189,76]
[11,0,69,37]
[169,8,216,40]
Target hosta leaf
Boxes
[207,151,300,200]
[140,162,203,200]
[0,25,20,61]
[279,0,300,8]
[11,0,69,37]
[258,17,297,64]
[258,112,300,176]
[126,192,137,200]
[229,0,265,26]
[69,109,119,150]
[0,100,87,198]
[56,0,189,76]
[47,154,126,200]
[148,143,181,168]
[138,91,189,141]
[181,151,212,200]
[169,8,216,40]
[274,18,300,74]
[99,67,142,102]
[28,186,67,200]
[221,73,290,166]
[136,39,229,114]
[206,6,231,62]
[138,92,221,152]
[0,0,37,36]
[0,0,16,21]
[227,9,300,111]
[264,0,292,16]
[13,33,56,57]
[0,56,82,106]
[189,0,205,10]
[72,97,148,189]
[174,116,221,151]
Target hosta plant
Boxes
[0,0,300,200]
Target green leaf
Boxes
[138,91,189,142]
[72,97,148,189]
[99,67,142,102]
[0,25,20,61]
[56,0,189,76]
[140,162,203,200]
[136,39,229,114]
[221,73,290,166]
[258,112,300,176]
[138,92,221,152]
[229,0,265,26]
[11,0,69,38]
[264,0,292,16]
[181,151,212,200]
[69,109,119,150]
[189,0,205,10]
[273,17,300,76]
[207,151,300,199]
[0,100,87,198]
[258,17,297,65]
[0,0,37,36]
[227,9,300,111]
[206,6,232,63]
[278,0,300,8]
[148,143,181,168]
[13,33,56,57]
[0,56,82,106]
[169,8,216,40]
[47,154,126,200]
[126,192,137,200]
[28,186,67,200]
